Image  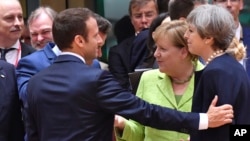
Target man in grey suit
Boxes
[25,7,233,141]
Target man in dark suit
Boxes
[108,0,158,89]
[16,8,110,107]
[0,60,24,141]
[16,7,104,141]
[26,8,233,141]
[0,0,35,66]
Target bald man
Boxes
[0,0,35,66]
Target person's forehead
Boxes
[213,0,242,4]
[0,0,22,16]
[0,0,21,9]
[131,1,157,11]
[87,17,98,32]
[29,13,53,27]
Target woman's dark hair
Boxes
[157,0,170,14]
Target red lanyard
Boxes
[14,42,21,67]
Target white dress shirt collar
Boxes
[60,52,86,64]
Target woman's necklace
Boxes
[171,75,193,84]
[170,64,195,85]
[205,50,224,65]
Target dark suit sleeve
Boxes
[20,43,36,58]
[9,90,25,141]
[25,102,39,141]
[108,45,131,89]
[96,71,200,133]
[130,30,149,69]
[25,81,39,141]
[193,66,250,124]
[1,62,24,141]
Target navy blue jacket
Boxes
[17,42,100,106]
[109,30,149,89]
[0,60,24,141]
[191,53,250,141]
[26,54,200,141]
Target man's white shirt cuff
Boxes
[199,113,208,130]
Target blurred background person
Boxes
[212,0,250,78]
[157,0,170,13]
[212,0,243,41]
[17,6,59,108]
[20,19,31,46]
[28,6,57,50]
[93,13,112,70]
[113,15,135,45]
[108,0,159,89]
[139,12,170,69]
[0,0,35,66]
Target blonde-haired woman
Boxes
[115,20,204,141]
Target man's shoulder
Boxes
[114,35,135,49]
[109,36,135,55]
[21,43,56,60]
[20,42,36,52]
[0,60,15,70]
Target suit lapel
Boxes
[177,76,194,109]
[0,65,6,99]
[43,43,57,64]
[156,72,194,110]
[20,42,36,57]
[156,73,177,108]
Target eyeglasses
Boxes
[214,0,240,3]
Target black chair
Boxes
[128,68,151,94]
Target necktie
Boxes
[0,48,15,61]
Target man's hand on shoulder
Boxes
[207,95,234,128]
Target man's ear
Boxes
[74,35,85,48]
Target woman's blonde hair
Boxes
[226,37,246,61]
[153,20,197,61]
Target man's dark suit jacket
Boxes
[191,54,250,141]
[0,60,24,141]
[26,54,199,141]
[108,36,135,89]
[20,42,36,58]
[108,30,149,90]
[17,42,100,105]
[243,26,250,78]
